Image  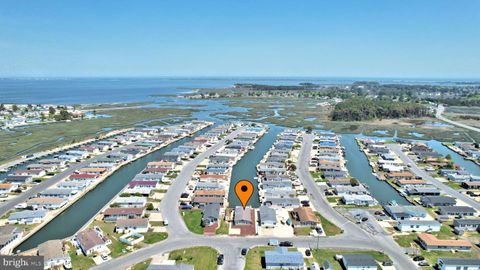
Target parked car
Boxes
[268,239,279,246]
[241,248,248,256]
[418,261,430,267]
[305,249,311,256]
[279,241,293,247]
[413,256,425,262]
[382,260,393,266]
[163,219,169,226]
[217,254,224,265]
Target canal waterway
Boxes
[340,134,411,205]
[427,140,480,176]
[16,128,209,252]
[228,125,283,208]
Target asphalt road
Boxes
[92,132,418,270]
[436,104,480,133]
[388,144,480,211]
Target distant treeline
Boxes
[234,83,320,91]
[331,97,430,121]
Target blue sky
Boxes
[0,0,479,78]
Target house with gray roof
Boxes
[453,219,480,233]
[438,206,476,217]
[202,203,221,226]
[264,247,304,269]
[384,205,427,221]
[234,206,254,225]
[8,209,48,224]
[259,206,277,228]
[341,254,378,270]
[263,197,300,209]
[421,196,456,207]
[0,226,23,255]
[39,188,77,198]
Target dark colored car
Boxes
[305,249,311,256]
[413,256,425,262]
[361,217,369,222]
[279,241,293,247]
[241,248,248,256]
[217,254,224,265]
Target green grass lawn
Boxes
[315,212,343,236]
[169,247,218,270]
[294,227,312,236]
[215,220,229,235]
[67,243,95,270]
[327,196,341,203]
[131,258,152,270]
[393,233,418,248]
[244,246,275,270]
[90,220,128,258]
[445,181,463,190]
[142,232,168,244]
[181,209,204,234]
[312,248,389,270]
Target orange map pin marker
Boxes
[235,179,254,209]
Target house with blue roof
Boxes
[264,247,304,269]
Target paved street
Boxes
[436,104,480,133]
[92,132,418,270]
[388,144,480,211]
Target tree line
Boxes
[330,97,430,121]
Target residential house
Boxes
[201,203,221,226]
[103,207,145,222]
[38,240,71,270]
[26,197,68,210]
[75,228,111,256]
[342,194,377,207]
[396,220,441,232]
[39,188,77,198]
[259,206,277,228]
[0,183,17,194]
[453,219,480,233]
[234,206,254,225]
[341,254,378,270]
[0,226,23,255]
[384,205,427,220]
[418,233,472,251]
[437,258,480,270]
[115,218,149,234]
[438,206,476,217]
[3,175,33,184]
[421,196,456,207]
[8,209,48,224]
[114,197,147,208]
[291,207,319,227]
[264,247,304,269]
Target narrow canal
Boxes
[340,134,411,205]
[228,125,283,208]
[427,141,480,176]
[16,128,210,252]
